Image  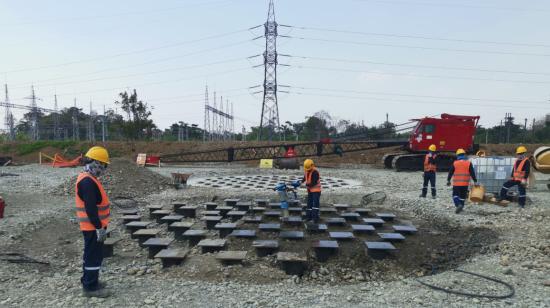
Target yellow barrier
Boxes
[259,159,273,169]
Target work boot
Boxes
[455,204,464,214]
[82,288,111,298]
[97,281,107,289]
[431,195,436,199]
[419,194,426,198]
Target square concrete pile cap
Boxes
[198,239,227,253]
[119,209,139,215]
[351,224,375,233]
[326,217,346,225]
[216,251,247,264]
[333,204,350,211]
[392,225,417,234]
[363,218,385,227]
[279,231,304,240]
[126,221,151,230]
[202,210,221,216]
[161,215,184,224]
[265,210,282,217]
[365,241,396,251]
[155,248,189,267]
[243,216,263,223]
[224,199,240,206]
[259,223,281,232]
[377,232,406,242]
[375,213,396,221]
[305,223,327,233]
[204,202,218,210]
[229,230,256,238]
[329,231,355,240]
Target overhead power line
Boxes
[284,35,550,57]
[285,25,550,48]
[287,91,549,110]
[1,27,255,74]
[292,65,550,85]
[289,55,550,77]
[289,86,550,106]
[354,0,550,13]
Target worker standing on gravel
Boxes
[498,146,530,208]
[447,149,478,214]
[76,146,111,298]
[420,144,438,199]
[0,195,5,219]
[299,159,321,223]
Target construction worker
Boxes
[498,146,530,208]
[0,196,5,219]
[420,144,438,199]
[76,146,111,298]
[447,149,478,214]
[299,159,321,223]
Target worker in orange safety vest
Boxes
[420,144,438,199]
[76,146,111,298]
[447,149,478,214]
[298,159,322,223]
[498,146,530,208]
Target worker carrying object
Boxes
[420,144,438,199]
[76,146,112,298]
[0,196,6,219]
[297,159,322,223]
[447,149,478,214]
[497,146,530,208]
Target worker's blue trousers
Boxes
[306,191,321,222]
[81,231,104,291]
[421,171,436,197]
[452,186,468,207]
[500,180,527,207]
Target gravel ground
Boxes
[0,161,549,307]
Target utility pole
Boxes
[53,95,60,140]
[203,85,210,142]
[72,98,80,141]
[25,86,40,141]
[258,0,280,141]
[88,101,95,142]
[102,105,107,142]
[3,84,15,141]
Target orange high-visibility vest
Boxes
[512,158,529,181]
[305,168,322,193]
[452,160,471,187]
[75,172,110,231]
[424,154,437,172]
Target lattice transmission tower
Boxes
[258,0,280,141]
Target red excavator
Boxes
[383,114,480,171]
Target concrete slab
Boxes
[340,212,361,221]
[160,215,183,224]
[229,229,256,238]
[133,228,161,246]
[182,229,207,246]
[376,213,397,221]
[351,224,375,234]
[243,216,263,224]
[277,252,307,276]
[201,216,223,230]
[377,232,406,242]
[142,238,173,259]
[224,199,240,207]
[326,217,347,226]
[198,239,227,253]
[279,231,304,240]
[363,218,385,227]
[204,202,218,211]
[305,223,328,233]
[176,205,199,218]
[329,231,355,240]
[252,240,279,257]
[155,248,188,268]
[214,223,237,238]
[126,221,152,235]
[312,240,339,262]
[392,225,418,234]
[259,223,281,232]
[202,210,221,216]
[216,251,247,265]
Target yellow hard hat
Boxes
[516,146,527,154]
[456,148,466,155]
[85,146,110,164]
[428,144,437,152]
[303,159,314,171]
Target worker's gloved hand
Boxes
[96,228,107,242]
[446,181,451,187]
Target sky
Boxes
[1,0,550,133]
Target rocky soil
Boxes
[0,160,549,307]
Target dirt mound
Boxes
[54,158,172,199]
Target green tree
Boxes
[115,90,156,140]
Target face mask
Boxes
[85,160,107,177]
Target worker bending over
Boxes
[447,149,478,214]
[76,146,111,298]
[299,159,322,223]
[498,146,530,208]
[420,144,438,199]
